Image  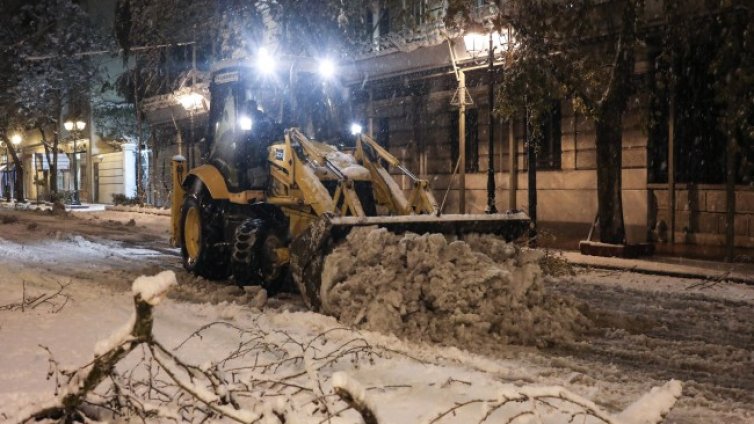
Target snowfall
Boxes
[0,207,752,423]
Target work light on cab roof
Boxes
[350,123,362,135]
[318,58,336,79]
[255,47,276,75]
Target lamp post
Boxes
[177,91,205,169]
[464,23,508,214]
[64,120,86,205]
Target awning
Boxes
[142,84,210,127]
[33,153,70,171]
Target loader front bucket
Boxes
[289,212,530,310]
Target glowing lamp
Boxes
[177,92,205,111]
[256,47,276,75]
[239,116,253,131]
[350,123,363,135]
[318,59,336,79]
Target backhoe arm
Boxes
[356,134,438,215]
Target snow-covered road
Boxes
[0,208,751,423]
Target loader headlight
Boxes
[350,123,363,135]
[239,116,253,131]
[256,47,276,75]
[318,58,336,79]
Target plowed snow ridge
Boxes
[321,227,590,351]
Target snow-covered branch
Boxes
[10,271,683,424]
[11,273,170,424]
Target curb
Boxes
[105,205,171,216]
[563,254,754,285]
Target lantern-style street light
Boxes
[463,21,510,214]
[177,91,206,168]
[64,120,86,205]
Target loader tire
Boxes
[231,219,264,286]
[181,194,230,280]
[232,218,287,290]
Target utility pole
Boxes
[668,98,676,244]
[508,122,516,211]
[458,70,467,214]
[725,136,737,262]
[526,109,537,246]
[485,31,497,214]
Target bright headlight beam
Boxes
[350,123,362,135]
[256,47,276,75]
[318,58,336,79]
[239,116,253,131]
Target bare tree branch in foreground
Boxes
[0,280,71,313]
[8,271,682,424]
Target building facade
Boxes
[344,1,754,250]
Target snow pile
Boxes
[132,270,177,305]
[321,227,590,350]
[617,380,683,424]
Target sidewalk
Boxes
[0,200,106,212]
[105,204,171,216]
[561,250,754,285]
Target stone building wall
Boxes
[356,73,652,244]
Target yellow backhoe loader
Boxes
[171,57,529,310]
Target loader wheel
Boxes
[181,194,230,280]
[231,219,286,290]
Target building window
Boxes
[537,101,561,170]
[413,0,425,25]
[647,35,728,184]
[378,7,390,37]
[366,6,391,45]
[450,109,479,173]
[377,117,390,150]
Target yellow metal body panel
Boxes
[187,165,232,199]
[184,205,201,263]
[186,164,265,204]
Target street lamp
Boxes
[64,119,86,205]
[463,22,509,214]
[177,91,206,168]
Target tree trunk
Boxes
[39,126,59,201]
[595,110,626,244]
[50,136,59,200]
[590,0,639,245]
[5,141,24,202]
[725,136,737,261]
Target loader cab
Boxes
[206,58,350,192]
[206,65,284,191]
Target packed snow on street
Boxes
[0,208,752,423]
